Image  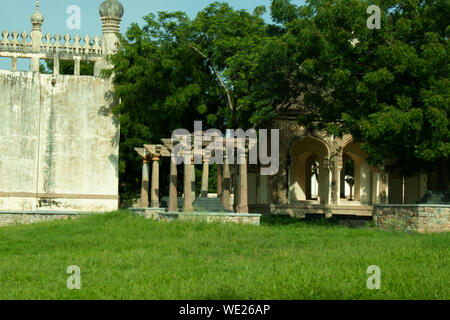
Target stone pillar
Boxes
[100,0,124,56]
[168,156,178,212]
[201,157,210,198]
[98,0,124,72]
[74,57,81,76]
[191,159,196,203]
[53,55,60,75]
[372,170,380,205]
[332,157,343,205]
[233,165,239,211]
[150,155,160,208]
[217,164,223,200]
[30,2,44,72]
[140,159,150,208]
[11,57,17,72]
[320,158,332,205]
[340,160,346,198]
[237,155,249,213]
[223,161,231,211]
[183,162,193,212]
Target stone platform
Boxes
[0,211,91,227]
[129,208,261,225]
[373,204,450,233]
[249,203,374,218]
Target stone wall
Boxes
[130,209,261,226]
[373,204,450,233]
[0,70,119,212]
[0,212,83,227]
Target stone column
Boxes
[150,155,160,208]
[53,55,60,75]
[168,156,178,212]
[74,57,81,76]
[183,162,193,212]
[201,157,210,198]
[332,157,343,205]
[140,159,150,208]
[30,3,44,72]
[340,160,346,198]
[217,164,223,199]
[11,57,17,72]
[319,158,332,205]
[222,161,231,211]
[237,155,249,213]
[191,158,196,203]
[98,0,124,72]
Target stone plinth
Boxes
[373,204,450,233]
[129,208,261,225]
[0,211,93,227]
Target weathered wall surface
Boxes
[130,208,261,226]
[0,70,119,212]
[373,204,450,233]
[0,212,80,227]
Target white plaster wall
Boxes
[0,71,40,210]
[0,70,119,212]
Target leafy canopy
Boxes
[269,0,449,175]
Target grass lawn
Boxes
[0,211,448,300]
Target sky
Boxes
[0,0,305,70]
[1,0,307,38]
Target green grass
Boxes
[0,211,448,300]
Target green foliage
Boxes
[108,3,282,204]
[40,60,94,75]
[270,0,449,175]
[0,212,448,299]
[108,1,448,203]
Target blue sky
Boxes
[1,0,305,37]
[0,0,305,70]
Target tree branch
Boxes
[188,43,235,113]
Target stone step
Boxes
[193,197,229,212]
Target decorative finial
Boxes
[31,0,44,29]
[99,0,124,19]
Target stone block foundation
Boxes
[373,204,450,233]
[0,211,91,227]
[130,208,261,226]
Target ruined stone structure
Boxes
[133,107,448,232]
[0,0,123,212]
[0,1,447,232]
[246,109,447,226]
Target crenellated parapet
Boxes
[0,0,123,76]
[0,31,32,53]
[0,31,103,56]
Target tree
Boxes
[269,0,449,179]
[106,3,277,204]
[40,60,94,75]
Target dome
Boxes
[31,10,44,24]
[99,0,124,19]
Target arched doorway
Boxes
[340,155,356,201]
[289,136,331,204]
[341,140,372,204]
